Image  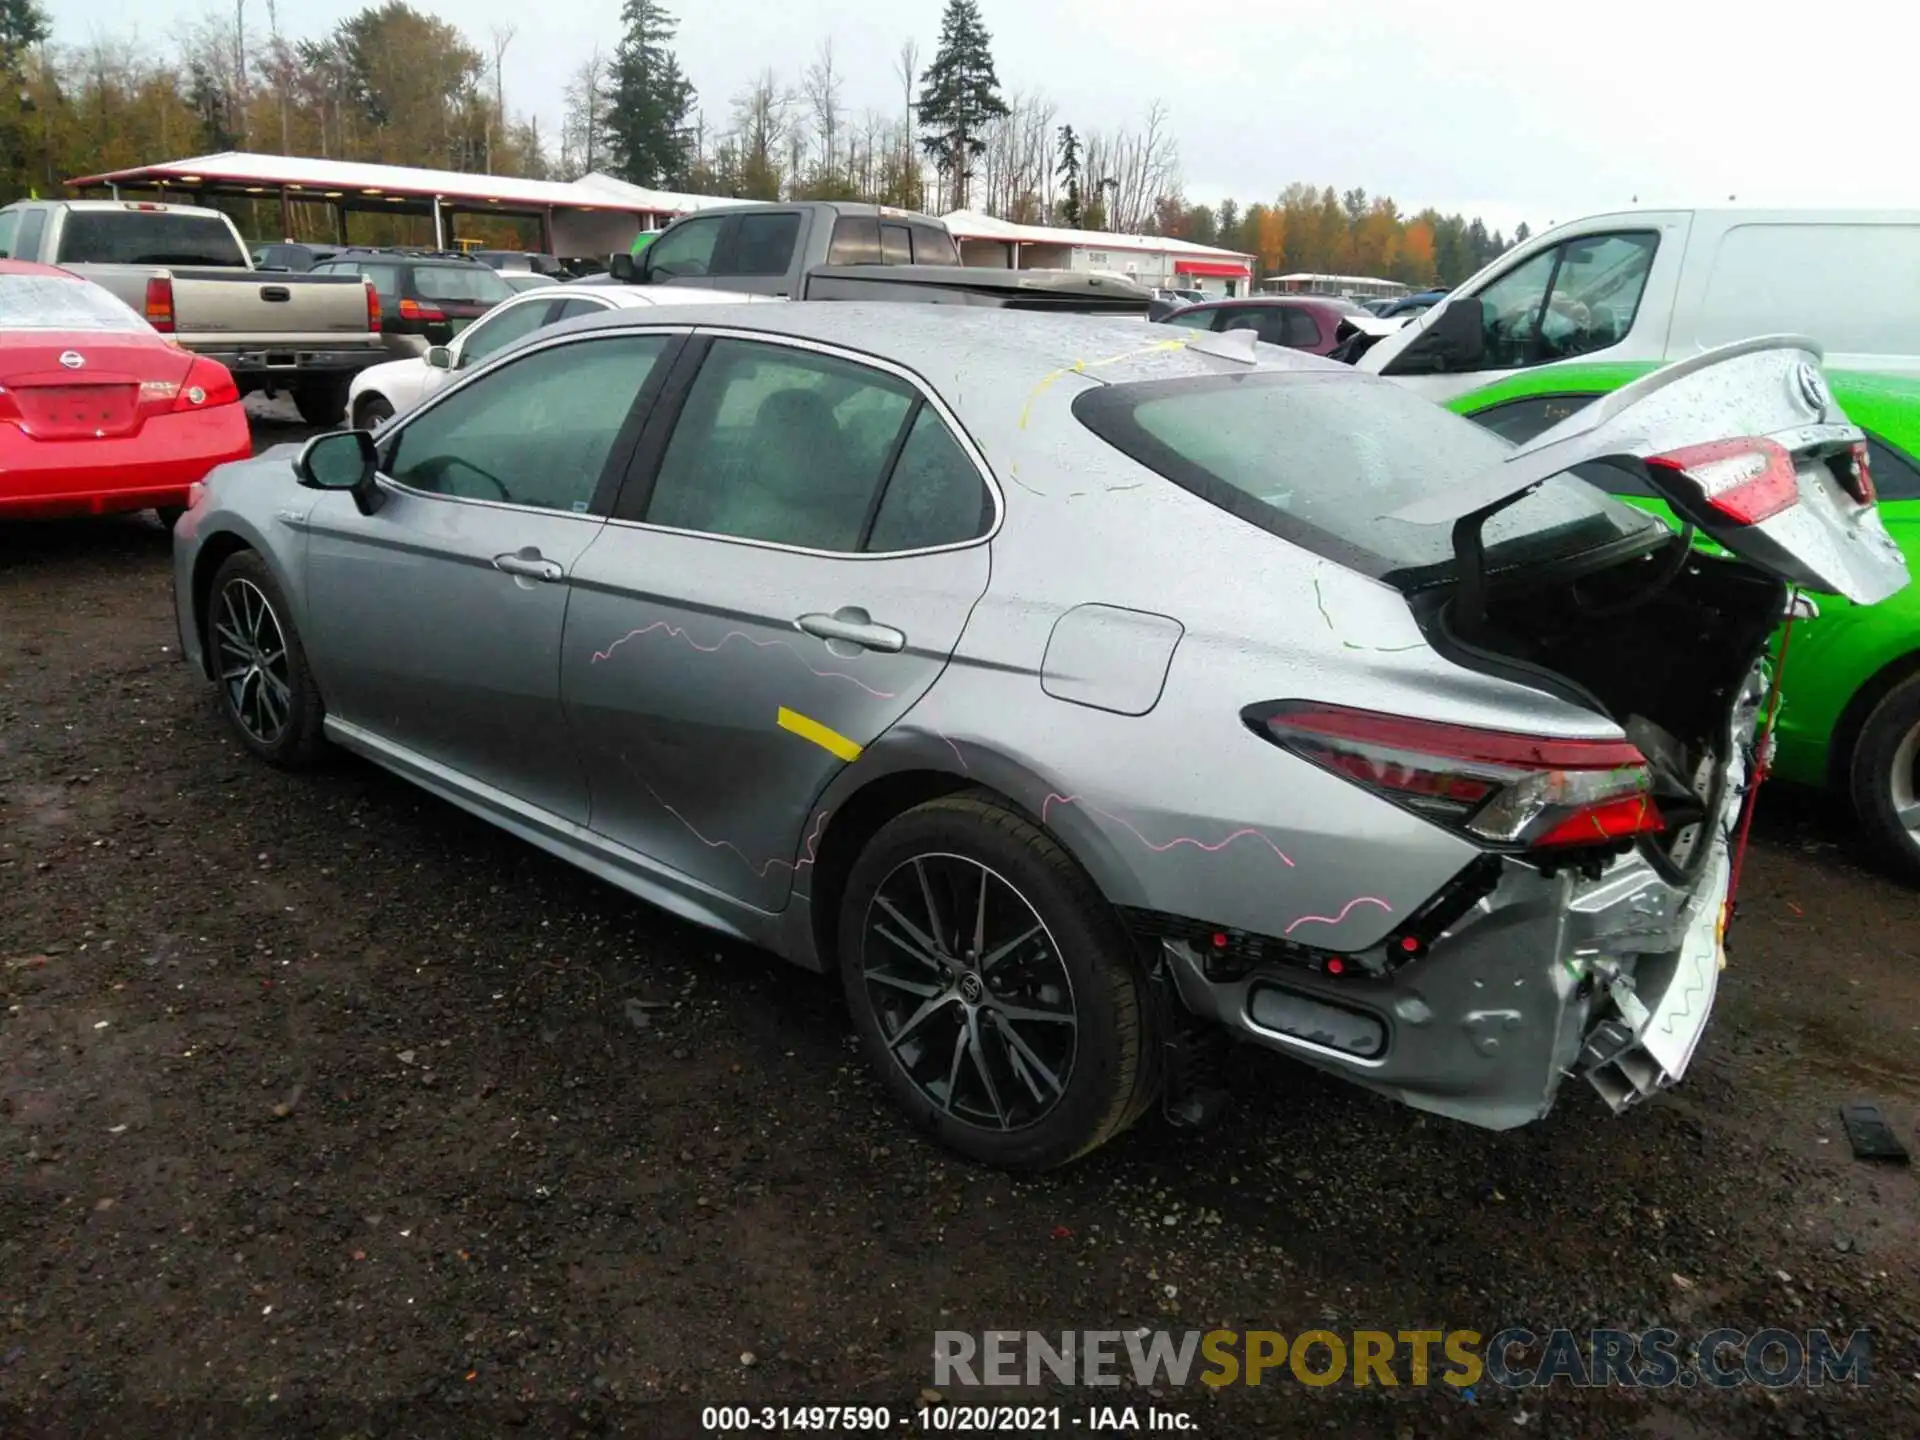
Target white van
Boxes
[1358,208,1920,400]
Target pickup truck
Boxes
[602,200,1151,313]
[0,199,385,424]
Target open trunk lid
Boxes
[1388,336,1910,605]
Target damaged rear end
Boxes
[1098,337,1908,1129]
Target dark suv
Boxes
[252,242,343,272]
[311,248,515,357]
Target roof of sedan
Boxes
[546,299,1348,397]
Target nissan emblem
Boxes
[59,350,85,369]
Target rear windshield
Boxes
[1072,370,1663,582]
[0,274,150,331]
[57,211,246,267]
[413,264,513,304]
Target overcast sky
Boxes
[47,0,1920,236]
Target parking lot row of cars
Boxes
[3,196,1916,1172]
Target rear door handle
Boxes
[796,609,905,653]
[493,550,564,582]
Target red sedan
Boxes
[0,260,251,524]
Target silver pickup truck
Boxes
[0,199,385,424]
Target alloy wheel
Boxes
[1892,720,1920,847]
[213,577,294,747]
[859,853,1079,1132]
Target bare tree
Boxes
[233,0,249,147]
[560,46,610,179]
[978,90,1057,222]
[1078,100,1179,233]
[728,69,789,200]
[893,38,920,209]
[487,25,515,174]
[801,39,843,183]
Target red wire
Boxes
[1723,591,1800,929]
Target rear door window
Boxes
[909,224,960,266]
[828,216,882,265]
[1074,371,1661,581]
[641,338,917,551]
[0,210,18,258]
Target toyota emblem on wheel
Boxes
[59,350,85,369]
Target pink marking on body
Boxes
[639,779,831,879]
[1283,896,1393,936]
[590,620,897,699]
[615,751,830,880]
[1041,794,1296,867]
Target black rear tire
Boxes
[353,393,395,430]
[293,380,349,428]
[205,549,328,769]
[154,506,186,530]
[836,792,1158,1171]
[1848,672,1920,886]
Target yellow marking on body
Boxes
[1017,339,1190,429]
[777,706,863,762]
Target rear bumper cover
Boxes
[1166,694,1755,1131]
[196,347,384,386]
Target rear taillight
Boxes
[1250,702,1665,853]
[398,298,444,322]
[365,278,382,333]
[144,275,175,333]
[1836,441,1875,505]
[1645,437,1796,525]
[169,355,241,411]
[0,386,19,425]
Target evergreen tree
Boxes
[1055,123,1081,227]
[1,0,51,202]
[916,0,1008,212]
[605,0,697,189]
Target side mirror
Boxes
[293,430,384,515]
[609,251,638,284]
[1384,296,1486,375]
[425,345,452,370]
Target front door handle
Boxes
[493,550,564,582]
[796,608,905,653]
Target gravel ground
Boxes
[2,401,1918,1438]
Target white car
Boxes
[345,284,775,429]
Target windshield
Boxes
[414,264,514,304]
[0,274,151,331]
[57,211,247,267]
[1072,370,1663,581]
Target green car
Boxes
[1447,363,1920,883]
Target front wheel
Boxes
[1849,673,1920,886]
[293,380,349,428]
[353,392,394,430]
[836,793,1158,1171]
[206,550,327,768]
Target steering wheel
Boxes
[413,454,510,503]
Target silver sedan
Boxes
[171,305,1906,1169]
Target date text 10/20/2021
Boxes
[700,1406,1195,1432]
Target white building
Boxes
[943,210,1256,297]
